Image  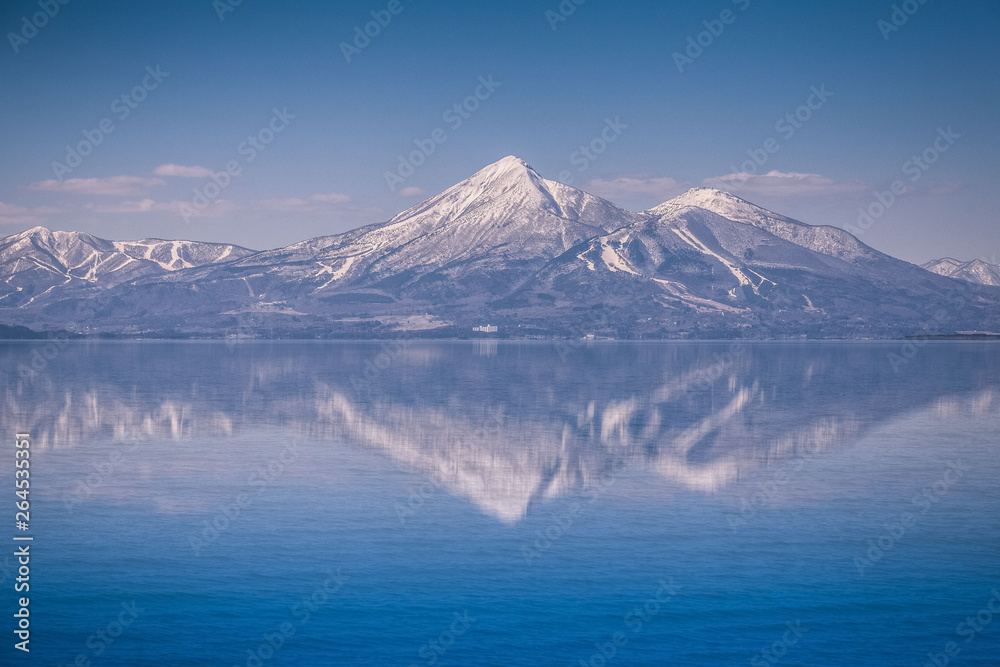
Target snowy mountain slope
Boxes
[231,156,644,285]
[499,199,991,338]
[0,226,255,308]
[922,257,1000,286]
[108,156,648,309]
[2,156,998,338]
[648,188,883,264]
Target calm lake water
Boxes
[1,341,999,666]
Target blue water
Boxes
[1,341,998,665]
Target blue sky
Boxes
[1,0,997,263]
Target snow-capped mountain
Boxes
[218,156,644,293]
[922,257,1000,287]
[1,156,998,338]
[647,188,885,264]
[0,226,254,309]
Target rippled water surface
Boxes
[1,341,999,665]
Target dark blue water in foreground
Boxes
[1,341,998,666]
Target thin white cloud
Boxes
[153,164,214,178]
[27,176,165,196]
[398,186,427,197]
[0,201,59,226]
[308,193,351,204]
[702,171,868,198]
[85,199,238,218]
[924,182,964,197]
[85,191,350,218]
[252,193,351,213]
[580,175,685,202]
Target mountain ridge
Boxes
[3,156,998,338]
[922,257,1000,287]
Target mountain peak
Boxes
[650,187,758,215]
[357,156,643,266]
[645,187,801,230]
[644,186,883,264]
[13,226,98,247]
[462,155,539,187]
[922,257,1000,286]
[490,155,532,171]
[388,156,553,226]
[17,225,53,237]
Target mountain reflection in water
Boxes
[6,341,999,522]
